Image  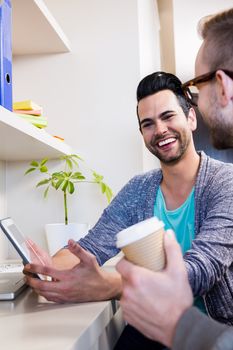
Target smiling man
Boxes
[25,71,233,350]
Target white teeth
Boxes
[158,138,176,147]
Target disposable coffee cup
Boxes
[116,217,165,271]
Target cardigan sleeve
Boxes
[184,161,233,296]
[173,307,233,350]
[78,174,146,265]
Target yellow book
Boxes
[13,100,42,111]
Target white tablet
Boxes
[0,217,44,279]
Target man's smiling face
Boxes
[138,89,196,164]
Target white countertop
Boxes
[0,287,124,350]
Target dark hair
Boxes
[198,8,233,70]
[136,71,191,119]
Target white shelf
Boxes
[0,106,73,161]
[12,0,71,55]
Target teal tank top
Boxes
[154,186,206,314]
[154,187,195,253]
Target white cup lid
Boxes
[116,217,164,248]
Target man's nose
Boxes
[155,121,168,136]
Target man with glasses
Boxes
[117,8,233,350]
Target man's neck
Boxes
[160,148,200,210]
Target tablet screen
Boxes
[0,217,45,279]
[7,223,30,260]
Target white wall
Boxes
[6,0,160,252]
[137,0,161,171]
[172,0,233,81]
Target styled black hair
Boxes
[137,71,192,118]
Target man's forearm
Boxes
[52,248,80,269]
[173,307,233,350]
[100,269,122,300]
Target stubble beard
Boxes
[202,90,233,149]
[147,130,191,165]
[210,119,233,149]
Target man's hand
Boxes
[24,239,122,303]
[25,238,52,267]
[25,239,78,270]
[116,229,193,348]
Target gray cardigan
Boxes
[173,307,233,350]
[79,152,233,325]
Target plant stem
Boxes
[64,191,68,225]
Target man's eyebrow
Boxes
[140,110,175,125]
[160,110,175,117]
[140,117,153,126]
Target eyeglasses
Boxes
[182,69,233,106]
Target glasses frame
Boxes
[182,69,233,106]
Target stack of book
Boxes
[13,100,48,128]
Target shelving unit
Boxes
[0,106,72,161]
[0,0,73,259]
[12,0,71,55]
[0,0,73,161]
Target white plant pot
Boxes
[45,222,89,256]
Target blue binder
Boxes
[0,0,12,111]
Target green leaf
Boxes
[101,182,106,193]
[40,158,48,166]
[63,171,71,177]
[24,167,36,175]
[40,165,48,173]
[61,180,68,192]
[92,171,104,183]
[67,181,75,194]
[105,186,113,203]
[36,178,51,187]
[30,161,39,167]
[70,158,79,168]
[71,172,85,180]
[52,172,65,179]
[71,154,83,161]
[54,178,64,190]
[51,180,56,188]
[44,186,50,198]
[66,158,73,170]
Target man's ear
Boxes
[187,107,197,131]
[215,70,233,107]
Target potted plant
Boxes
[25,154,113,254]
